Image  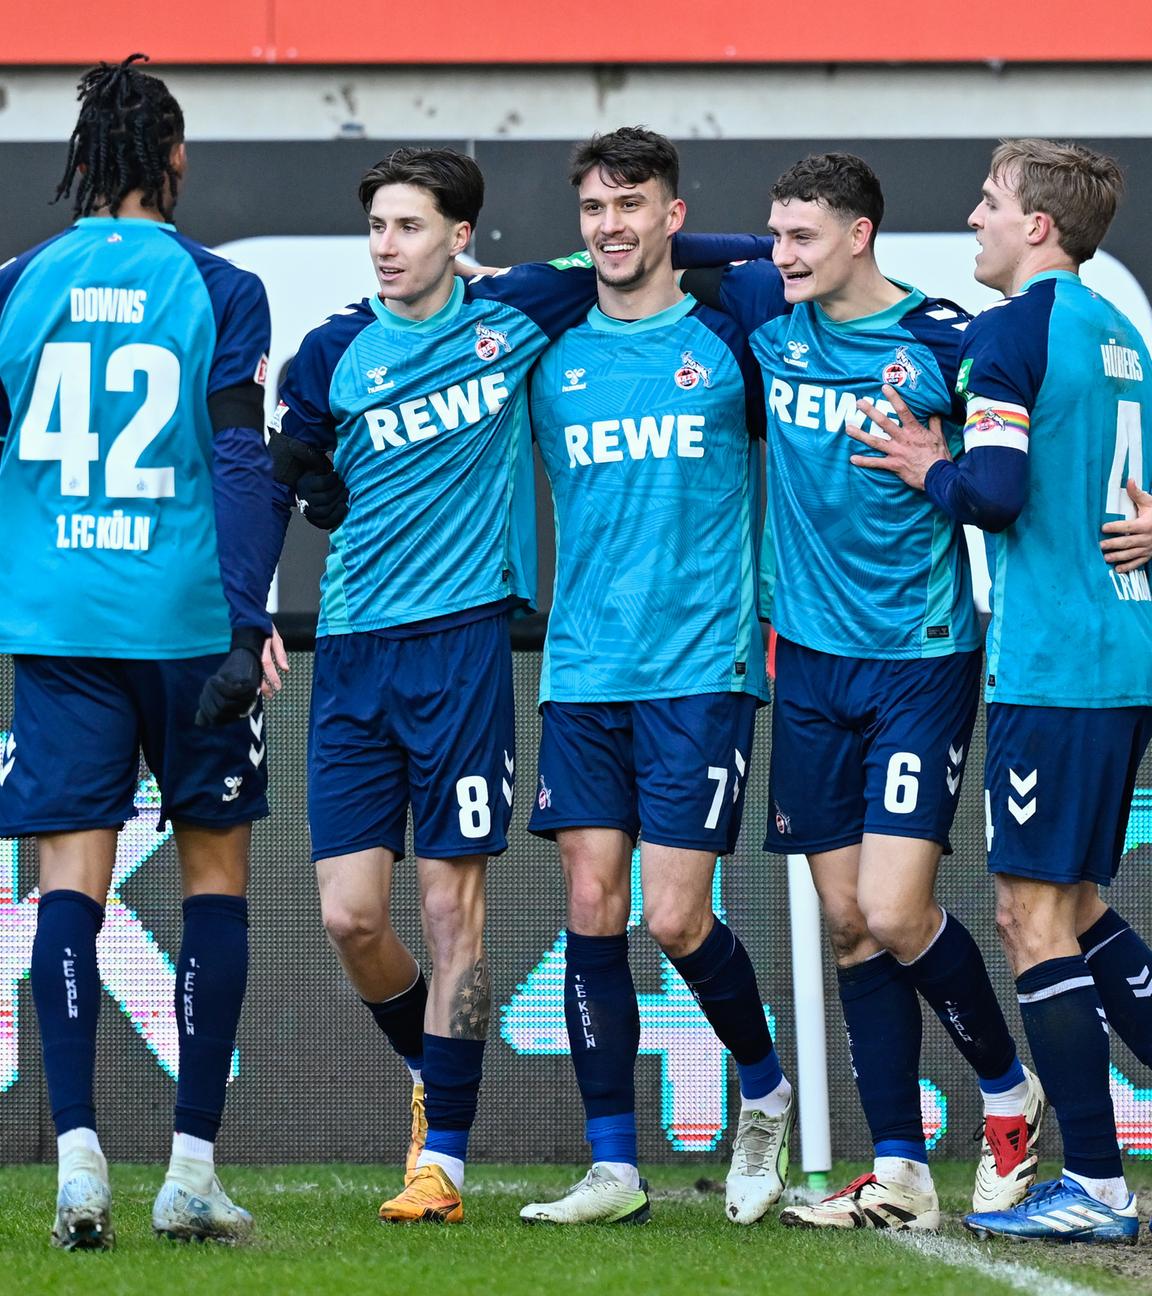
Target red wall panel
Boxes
[4,0,1151,64]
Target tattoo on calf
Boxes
[450,956,491,1040]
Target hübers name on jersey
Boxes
[1101,340,1144,382]
[564,414,706,466]
[364,373,509,449]
[55,510,152,551]
[70,287,147,324]
[767,377,899,432]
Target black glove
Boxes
[268,430,349,531]
[296,466,349,531]
[195,628,266,727]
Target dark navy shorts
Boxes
[0,654,268,835]
[986,702,1152,886]
[308,615,515,863]
[528,692,759,854]
[766,638,981,854]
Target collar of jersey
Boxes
[815,280,924,333]
[74,216,176,232]
[1020,269,1081,292]
[586,293,696,333]
[370,277,465,331]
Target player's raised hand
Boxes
[196,629,265,726]
[848,384,951,490]
[1101,477,1152,573]
[261,625,289,698]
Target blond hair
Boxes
[989,139,1124,265]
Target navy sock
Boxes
[565,931,640,1163]
[31,890,104,1136]
[1017,955,1121,1179]
[174,894,249,1142]
[363,970,427,1072]
[838,952,926,1162]
[669,919,781,1098]
[903,910,1019,1082]
[1080,908,1152,1067]
[423,1034,485,1162]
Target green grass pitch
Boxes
[3,1162,1152,1296]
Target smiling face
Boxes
[577,168,685,292]
[967,169,1032,296]
[368,182,471,318]
[768,197,871,308]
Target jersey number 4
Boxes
[18,341,179,498]
[1107,400,1145,517]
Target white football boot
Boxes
[972,1066,1047,1212]
[725,1089,795,1224]
[52,1146,114,1250]
[779,1171,941,1231]
[520,1166,651,1225]
[152,1157,254,1243]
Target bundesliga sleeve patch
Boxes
[963,397,1031,453]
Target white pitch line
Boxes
[886,1230,1106,1296]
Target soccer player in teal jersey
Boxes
[519,128,793,1228]
[0,56,279,1248]
[715,155,1040,1231]
[266,148,612,1225]
[852,139,1152,1245]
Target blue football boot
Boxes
[964,1176,1138,1245]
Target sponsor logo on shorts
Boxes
[537,775,552,811]
[222,775,244,803]
[0,733,15,787]
[674,350,711,390]
[774,803,791,836]
[562,367,587,392]
[475,323,511,361]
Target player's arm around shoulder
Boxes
[461,257,597,340]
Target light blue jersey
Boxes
[957,271,1152,706]
[531,295,768,703]
[0,218,270,658]
[722,263,982,660]
[275,264,597,636]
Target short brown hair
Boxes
[358,147,484,228]
[990,138,1125,265]
[568,126,679,199]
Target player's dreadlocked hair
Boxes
[54,53,185,220]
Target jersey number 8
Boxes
[18,341,179,499]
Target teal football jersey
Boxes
[531,295,769,703]
[722,265,982,660]
[0,218,270,658]
[958,271,1152,706]
[275,265,597,636]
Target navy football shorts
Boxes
[765,637,981,854]
[528,692,759,854]
[308,614,515,863]
[985,702,1152,886]
[0,654,268,835]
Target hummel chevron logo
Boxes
[504,750,514,775]
[502,749,514,807]
[0,733,14,787]
[248,711,266,769]
[1127,966,1152,998]
[1009,768,1037,796]
[1008,767,1037,824]
[948,744,964,766]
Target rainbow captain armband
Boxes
[962,397,1031,453]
